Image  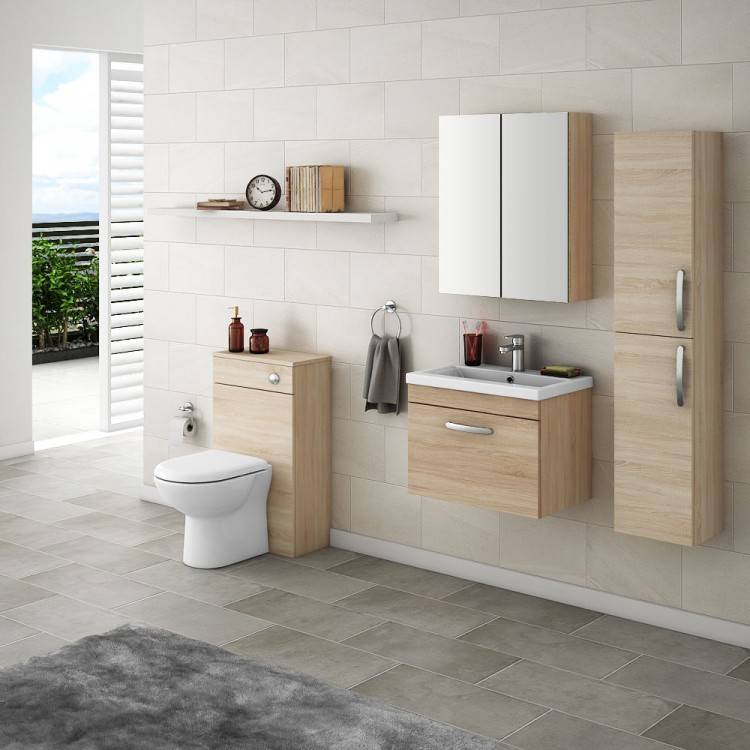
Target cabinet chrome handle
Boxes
[676,269,685,331]
[268,372,280,385]
[676,345,685,407]
[445,421,494,435]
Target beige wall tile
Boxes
[144,145,169,194]
[254,219,315,250]
[682,0,750,65]
[402,314,461,372]
[593,135,613,201]
[225,141,284,194]
[144,291,196,344]
[316,306,374,365]
[332,473,352,530]
[252,301,317,353]
[168,143,224,193]
[145,94,196,143]
[144,339,170,390]
[462,0,540,13]
[593,200,614,266]
[501,298,588,329]
[500,515,587,585]
[143,435,169,484]
[586,265,614,331]
[350,253,421,312]
[197,0,253,39]
[537,328,614,395]
[351,478,422,545]
[421,496,501,565]
[145,193,196,243]
[334,419,386,480]
[733,64,750,131]
[317,0,385,29]
[254,87,316,141]
[144,45,169,94]
[386,0,459,22]
[541,70,632,135]
[732,202,750,272]
[420,257,501,319]
[351,23,421,83]
[421,139,439,197]
[197,91,253,142]
[285,140,351,171]
[460,74,542,115]
[225,246,285,301]
[226,35,284,90]
[286,29,350,86]
[725,134,750,203]
[144,241,169,291]
[422,16,500,79]
[587,525,682,607]
[385,197,438,256]
[332,364,351,419]
[350,140,422,196]
[145,0,195,45]
[557,459,614,527]
[586,0,680,70]
[683,545,750,624]
[254,0,316,33]
[725,272,750,343]
[591,395,613,462]
[168,343,214,397]
[632,65,733,132]
[385,427,408,486]
[196,217,253,246]
[145,386,194,441]
[385,79,459,138]
[500,7,585,74]
[285,249,350,307]
[481,321,542,367]
[169,41,224,93]
[317,83,385,140]
[733,482,750,553]
[733,344,750,413]
[702,482,734,552]
[195,295,252,348]
[168,242,225,297]
[725,412,750,484]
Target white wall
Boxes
[0,0,143,457]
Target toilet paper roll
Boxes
[169,416,195,443]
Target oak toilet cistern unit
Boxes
[614,131,723,546]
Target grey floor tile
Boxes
[345,621,518,683]
[728,657,750,682]
[331,555,471,598]
[116,592,270,645]
[228,588,382,642]
[4,595,130,641]
[0,473,96,501]
[0,541,67,578]
[0,467,30,481]
[135,533,185,561]
[461,618,636,679]
[481,659,677,734]
[23,563,162,609]
[128,560,266,606]
[0,632,68,668]
[354,664,546,741]
[645,705,750,750]
[336,585,495,638]
[0,615,39,646]
[227,625,396,689]
[0,491,92,523]
[444,584,601,634]
[65,491,170,522]
[0,574,55,611]
[575,615,749,674]
[606,655,750,724]
[293,546,360,570]
[0,514,83,550]
[227,557,374,603]
[41,535,165,575]
[145,510,184,532]
[55,511,171,547]
[506,711,670,750]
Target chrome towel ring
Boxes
[370,300,402,338]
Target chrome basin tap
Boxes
[498,334,525,372]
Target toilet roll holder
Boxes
[177,402,196,436]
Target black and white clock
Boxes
[245,174,281,211]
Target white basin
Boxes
[406,364,593,401]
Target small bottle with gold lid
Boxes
[228,306,244,353]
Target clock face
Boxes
[246,174,281,211]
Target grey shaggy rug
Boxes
[0,624,495,749]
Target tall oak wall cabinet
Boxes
[439,111,592,303]
[613,131,723,546]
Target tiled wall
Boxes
[143,0,750,625]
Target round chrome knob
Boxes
[268,372,281,385]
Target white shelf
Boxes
[149,208,399,224]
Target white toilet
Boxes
[153,449,272,569]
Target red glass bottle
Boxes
[228,307,244,352]
[249,328,269,354]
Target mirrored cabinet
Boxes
[439,112,592,303]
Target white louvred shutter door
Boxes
[99,53,144,431]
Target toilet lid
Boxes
[154,449,270,484]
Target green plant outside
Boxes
[32,235,99,350]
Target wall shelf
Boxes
[149,208,399,224]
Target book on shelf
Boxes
[285,165,345,213]
[196,199,245,210]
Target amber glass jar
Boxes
[249,328,269,354]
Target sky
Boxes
[32,49,99,217]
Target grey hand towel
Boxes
[362,334,401,414]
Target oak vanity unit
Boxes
[406,367,593,518]
[212,350,331,558]
[614,131,723,546]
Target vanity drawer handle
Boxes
[445,421,494,436]
[676,269,685,331]
[675,345,685,407]
[268,372,281,385]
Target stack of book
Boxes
[196,199,245,210]
[285,165,345,213]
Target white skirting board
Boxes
[331,529,750,649]
[0,441,34,461]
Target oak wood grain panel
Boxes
[614,132,694,337]
[539,389,592,515]
[408,402,540,517]
[614,333,694,545]
[213,383,295,557]
[568,112,593,302]
[214,349,331,367]
[293,360,332,555]
[408,384,539,420]
[214,355,294,394]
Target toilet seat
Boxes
[154,449,269,484]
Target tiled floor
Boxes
[1,433,750,748]
[32,357,99,442]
